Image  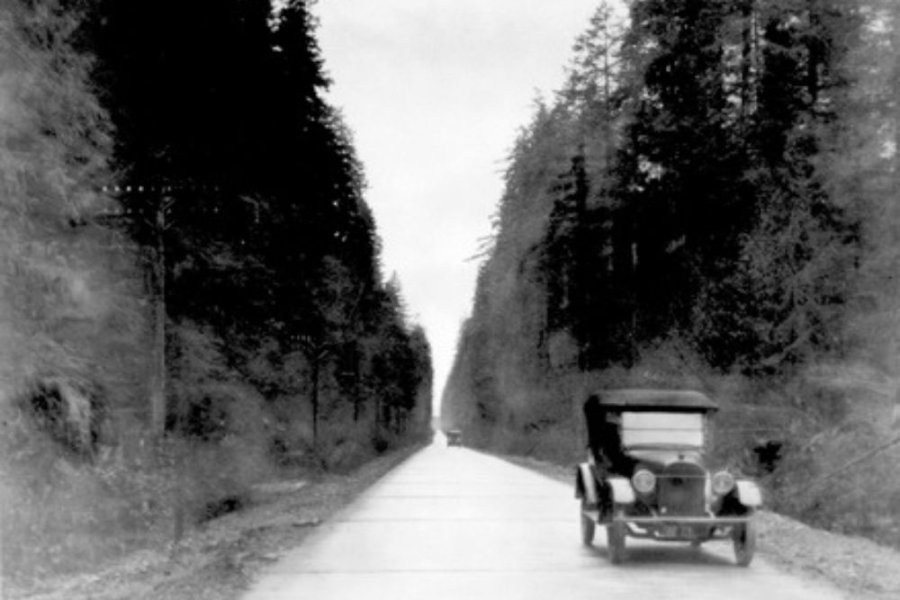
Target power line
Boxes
[779,434,900,501]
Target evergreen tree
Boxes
[444,0,871,450]
[697,0,863,369]
[70,0,430,452]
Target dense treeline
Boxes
[82,0,432,453]
[443,0,900,544]
[0,0,431,581]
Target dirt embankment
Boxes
[6,445,422,600]
[504,454,900,600]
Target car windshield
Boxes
[620,411,704,450]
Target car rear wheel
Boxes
[580,500,595,546]
[732,519,757,567]
[606,509,626,564]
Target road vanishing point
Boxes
[243,438,845,600]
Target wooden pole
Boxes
[149,197,171,436]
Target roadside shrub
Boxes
[0,421,170,582]
[19,376,107,458]
[179,432,274,523]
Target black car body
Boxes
[446,429,462,447]
[574,389,762,565]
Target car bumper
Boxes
[582,508,752,541]
[617,515,751,542]
[616,515,752,525]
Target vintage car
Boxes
[446,429,463,447]
[574,389,762,566]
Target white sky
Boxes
[315,0,601,407]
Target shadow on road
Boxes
[583,543,736,568]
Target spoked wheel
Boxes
[580,500,595,546]
[606,509,627,564]
[732,518,757,567]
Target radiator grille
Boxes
[658,462,706,516]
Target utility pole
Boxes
[149,195,174,436]
[99,185,176,437]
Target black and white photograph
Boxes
[0,0,898,598]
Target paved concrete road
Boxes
[243,440,845,600]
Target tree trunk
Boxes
[741,0,756,120]
[571,153,590,370]
[311,355,320,446]
[807,0,823,107]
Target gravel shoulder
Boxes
[502,454,900,600]
[6,445,422,600]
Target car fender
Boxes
[607,476,635,505]
[735,480,763,508]
[576,463,598,505]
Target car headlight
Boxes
[711,471,736,495]
[631,469,656,494]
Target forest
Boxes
[442,0,900,547]
[0,0,432,582]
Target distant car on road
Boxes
[574,389,762,566]
[446,429,463,447]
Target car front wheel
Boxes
[580,500,595,546]
[606,509,627,564]
[732,519,757,567]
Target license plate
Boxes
[659,525,690,538]
[660,525,679,538]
